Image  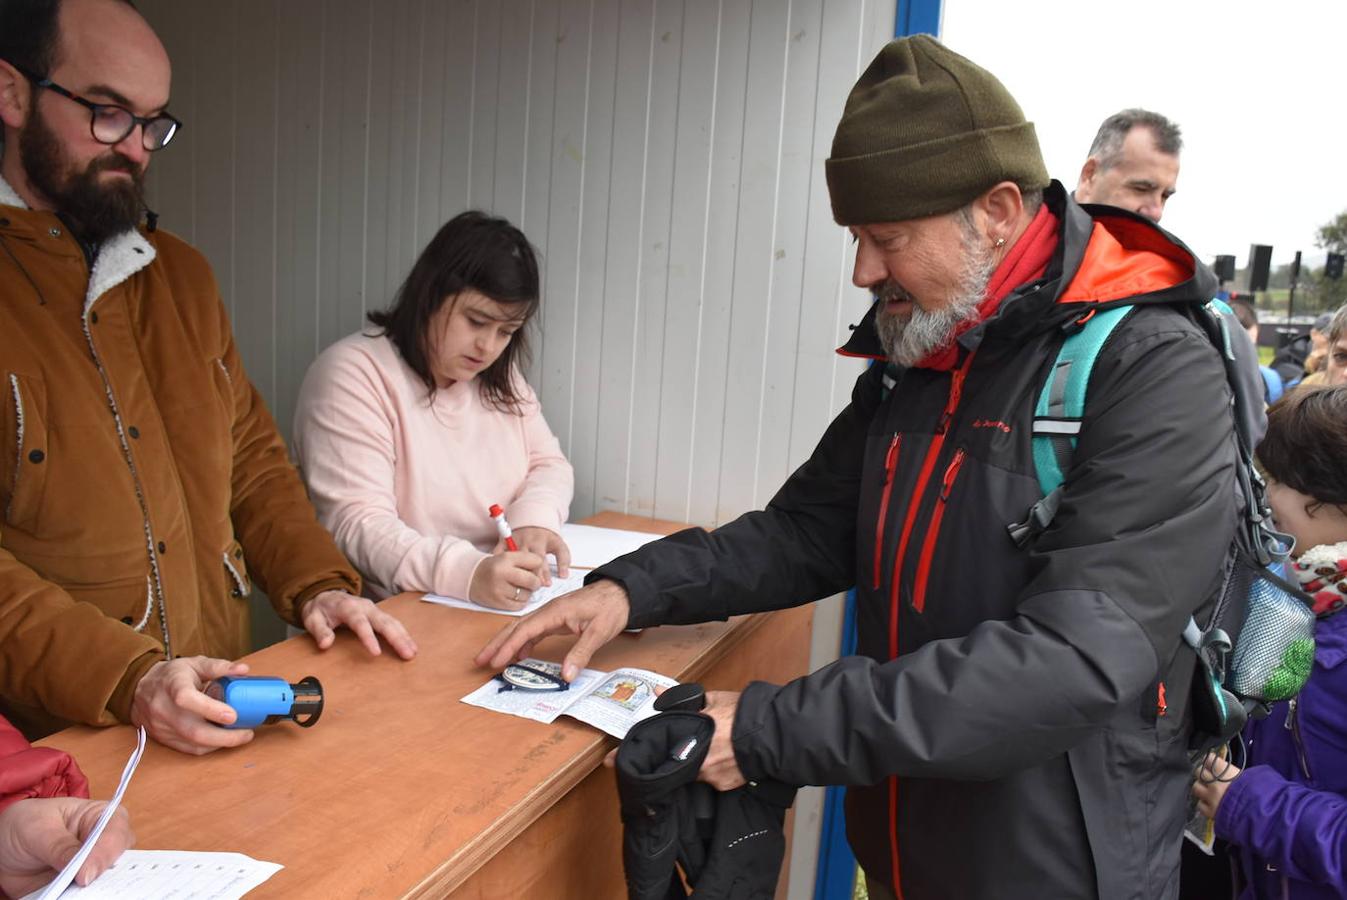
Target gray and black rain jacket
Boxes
[593,183,1240,900]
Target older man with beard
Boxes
[479,35,1239,899]
[0,0,417,755]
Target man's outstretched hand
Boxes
[475,579,631,682]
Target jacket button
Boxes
[90,312,99,324]
[27,449,44,464]
[128,425,140,439]
[157,541,167,554]
[120,616,133,625]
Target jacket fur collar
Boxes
[0,173,156,314]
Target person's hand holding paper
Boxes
[0,796,133,897]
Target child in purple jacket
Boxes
[1192,384,1347,899]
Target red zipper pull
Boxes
[872,434,902,590]
[938,449,966,501]
[936,359,973,434]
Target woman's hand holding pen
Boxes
[499,526,573,583]
[478,509,574,609]
[470,551,546,610]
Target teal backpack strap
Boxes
[1030,305,1135,495]
[1010,304,1135,548]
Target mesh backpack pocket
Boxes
[1227,561,1316,703]
[1187,543,1316,744]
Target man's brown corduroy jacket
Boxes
[0,177,358,738]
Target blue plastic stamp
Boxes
[208,675,325,729]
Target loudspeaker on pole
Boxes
[1213,255,1236,282]
[1246,244,1273,292]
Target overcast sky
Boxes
[940,0,1346,269]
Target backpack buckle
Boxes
[1007,489,1062,549]
[1060,308,1097,336]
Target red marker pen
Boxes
[488,504,519,552]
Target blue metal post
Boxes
[895,0,943,40]
[813,589,861,900]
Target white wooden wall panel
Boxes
[673,0,750,527]
[791,0,887,468]
[619,0,682,516]
[441,2,479,243]
[327,0,372,348]
[181,4,235,321]
[588,0,652,514]
[143,1,196,247]
[567,0,622,526]
[233,5,279,409]
[384,0,416,295]
[363,4,395,319]
[140,0,896,527]
[491,2,532,230]
[274,1,325,436]
[717,0,810,519]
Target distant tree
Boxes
[1317,210,1347,254]
[1314,209,1347,310]
[1269,262,1294,290]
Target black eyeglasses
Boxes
[13,64,181,151]
[493,662,570,693]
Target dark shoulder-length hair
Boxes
[367,211,541,413]
[1257,384,1347,514]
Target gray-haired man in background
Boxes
[1075,108,1182,224]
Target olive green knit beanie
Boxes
[825,35,1050,225]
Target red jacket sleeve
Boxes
[0,714,89,812]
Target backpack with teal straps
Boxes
[1012,299,1316,745]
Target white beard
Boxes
[874,226,998,368]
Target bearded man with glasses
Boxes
[0,0,417,756]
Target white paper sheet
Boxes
[29,727,146,900]
[558,523,663,570]
[562,668,679,738]
[461,659,678,739]
[25,850,282,899]
[461,662,609,725]
[422,571,586,617]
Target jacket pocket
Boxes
[223,539,251,599]
[4,372,49,531]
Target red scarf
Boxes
[916,203,1060,371]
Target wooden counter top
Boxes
[39,512,813,898]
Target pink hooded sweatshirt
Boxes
[292,333,573,600]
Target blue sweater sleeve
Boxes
[1216,764,1347,893]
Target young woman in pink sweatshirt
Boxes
[293,212,574,609]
